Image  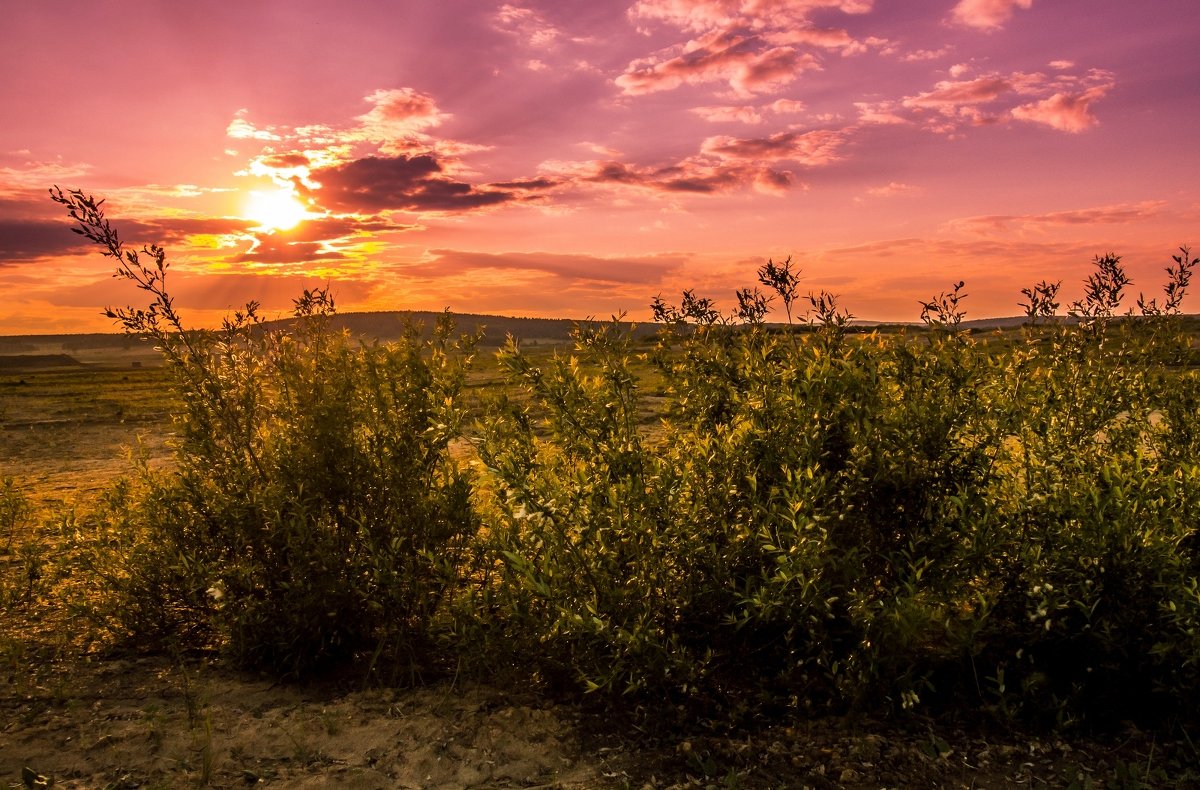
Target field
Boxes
[5,301,1200,788]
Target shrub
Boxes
[476,251,1200,728]
[51,187,479,677]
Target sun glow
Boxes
[243,188,309,231]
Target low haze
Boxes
[1,0,1197,333]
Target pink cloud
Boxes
[951,0,1033,30]
[542,157,795,195]
[356,88,448,139]
[854,101,908,125]
[897,68,1114,134]
[903,77,1013,107]
[866,182,921,197]
[616,30,820,96]
[495,4,564,48]
[700,129,845,164]
[902,47,951,62]
[0,161,93,198]
[752,168,794,195]
[629,0,872,32]
[690,105,766,123]
[1011,85,1111,133]
[620,1,873,97]
[768,98,806,113]
[765,26,861,50]
[226,87,483,166]
[534,126,845,202]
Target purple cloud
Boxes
[310,155,517,214]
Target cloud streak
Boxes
[542,156,796,196]
[412,249,687,284]
[948,201,1167,235]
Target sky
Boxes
[1,0,1197,333]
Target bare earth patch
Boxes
[3,654,1198,788]
[3,657,600,789]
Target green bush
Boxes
[476,252,1200,727]
[51,188,479,677]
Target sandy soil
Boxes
[4,651,1198,789]
[3,656,604,789]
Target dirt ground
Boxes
[3,649,1198,789]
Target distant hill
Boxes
[0,311,663,355]
[0,333,147,354]
[0,353,84,370]
[4,311,1198,354]
[262,311,663,347]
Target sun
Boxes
[243,188,309,231]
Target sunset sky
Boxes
[1,0,1197,333]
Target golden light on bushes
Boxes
[243,188,308,231]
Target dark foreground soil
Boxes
[3,649,1198,789]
